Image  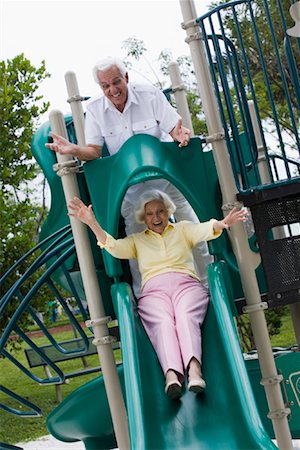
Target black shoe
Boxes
[165,380,182,399]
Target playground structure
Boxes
[0,0,299,449]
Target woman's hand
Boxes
[68,197,107,244]
[68,197,96,226]
[214,207,248,231]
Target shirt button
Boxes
[125,126,127,129]
[144,125,147,128]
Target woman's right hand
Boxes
[68,197,96,226]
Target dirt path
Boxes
[8,322,87,341]
[26,322,86,338]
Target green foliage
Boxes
[236,306,290,352]
[0,54,51,331]
[122,38,208,136]
[0,54,50,189]
[210,0,299,147]
[122,36,163,88]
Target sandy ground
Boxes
[15,435,300,450]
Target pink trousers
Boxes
[138,272,209,380]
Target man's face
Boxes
[97,65,129,112]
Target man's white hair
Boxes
[92,57,127,84]
[134,189,176,224]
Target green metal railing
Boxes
[197,0,300,192]
[0,385,42,418]
[0,227,93,416]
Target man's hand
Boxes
[45,132,79,156]
[170,119,191,148]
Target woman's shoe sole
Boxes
[165,381,182,399]
[188,378,206,394]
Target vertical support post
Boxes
[248,100,300,350]
[248,100,270,185]
[168,61,195,135]
[65,71,86,147]
[179,1,293,448]
[49,110,130,450]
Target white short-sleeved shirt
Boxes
[84,82,180,155]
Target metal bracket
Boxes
[52,159,80,177]
[172,84,186,93]
[260,374,283,386]
[185,31,202,43]
[205,131,225,143]
[221,201,244,212]
[257,153,268,164]
[67,94,86,104]
[86,316,112,328]
[92,335,117,346]
[242,302,268,314]
[181,18,198,30]
[267,407,291,420]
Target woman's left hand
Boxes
[215,207,248,231]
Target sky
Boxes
[1,0,210,121]
[0,0,210,206]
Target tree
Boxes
[210,0,299,150]
[0,54,50,333]
[122,37,209,137]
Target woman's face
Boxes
[144,199,169,235]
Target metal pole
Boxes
[65,71,86,146]
[49,110,130,450]
[168,61,195,135]
[179,1,293,448]
[248,100,300,351]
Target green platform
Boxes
[45,135,279,449]
[31,131,298,449]
[47,262,277,450]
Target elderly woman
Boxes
[68,190,246,400]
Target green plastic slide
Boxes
[47,262,276,450]
[42,134,277,448]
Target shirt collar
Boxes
[103,83,138,112]
[144,222,175,236]
[123,84,139,112]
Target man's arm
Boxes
[45,132,102,161]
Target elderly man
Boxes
[46,56,212,296]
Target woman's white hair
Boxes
[92,57,127,84]
[134,190,176,224]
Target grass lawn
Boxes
[0,312,297,446]
[270,313,297,348]
[0,328,121,445]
